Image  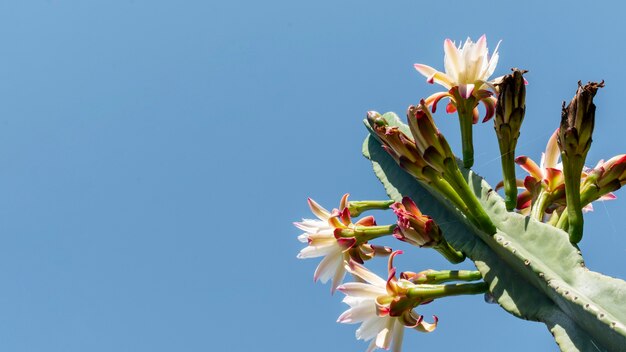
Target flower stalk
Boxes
[406,282,489,301]
[401,270,483,284]
[494,68,527,210]
[347,199,395,217]
[455,92,476,168]
[407,102,497,234]
[557,81,603,243]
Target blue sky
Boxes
[0,1,624,351]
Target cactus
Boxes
[294,36,626,352]
[363,112,626,352]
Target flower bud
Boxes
[494,68,527,210]
[407,101,456,175]
[557,81,604,243]
[558,81,603,161]
[391,197,442,247]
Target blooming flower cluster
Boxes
[337,252,437,352]
[295,194,392,293]
[294,35,626,351]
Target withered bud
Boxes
[558,81,604,159]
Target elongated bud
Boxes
[495,68,527,125]
[558,81,603,160]
[558,81,604,243]
[494,68,527,211]
[367,111,430,182]
[407,101,456,175]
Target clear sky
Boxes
[0,1,624,351]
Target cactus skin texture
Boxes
[363,113,626,352]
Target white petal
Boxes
[375,319,395,349]
[543,129,560,169]
[365,340,378,352]
[338,282,387,298]
[294,219,333,233]
[338,299,376,324]
[330,261,347,293]
[357,316,388,341]
[314,249,344,283]
[346,261,386,288]
[443,39,461,83]
[485,40,502,79]
[308,198,331,221]
[297,242,339,259]
[391,320,405,352]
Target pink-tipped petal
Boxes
[472,107,479,124]
[424,91,452,113]
[516,156,543,180]
[599,192,617,200]
[347,260,387,287]
[308,198,331,220]
[413,63,438,80]
[415,315,438,333]
[481,96,497,122]
[355,215,377,227]
[458,83,475,99]
[339,193,350,211]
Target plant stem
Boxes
[531,190,551,221]
[433,240,466,264]
[426,172,470,215]
[348,200,395,217]
[410,270,482,284]
[407,282,488,301]
[337,224,396,241]
[444,159,497,234]
[499,141,518,211]
[458,107,475,168]
[562,155,584,243]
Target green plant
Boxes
[294,36,626,351]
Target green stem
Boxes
[444,159,497,234]
[556,211,569,230]
[409,270,482,284]
[337,224,396,241]
[348,200,395,217]
[499,144,518,211]
[433,240,466,264]
[458,107,475,168]
[562,155,584,243]
[407,282,488,301]
[426,172,470,216]
[531,190,551,221]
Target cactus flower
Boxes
[414,35,501,167]
[337,252,437,352]
[414,35,500,102]
[295,194,392,293]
